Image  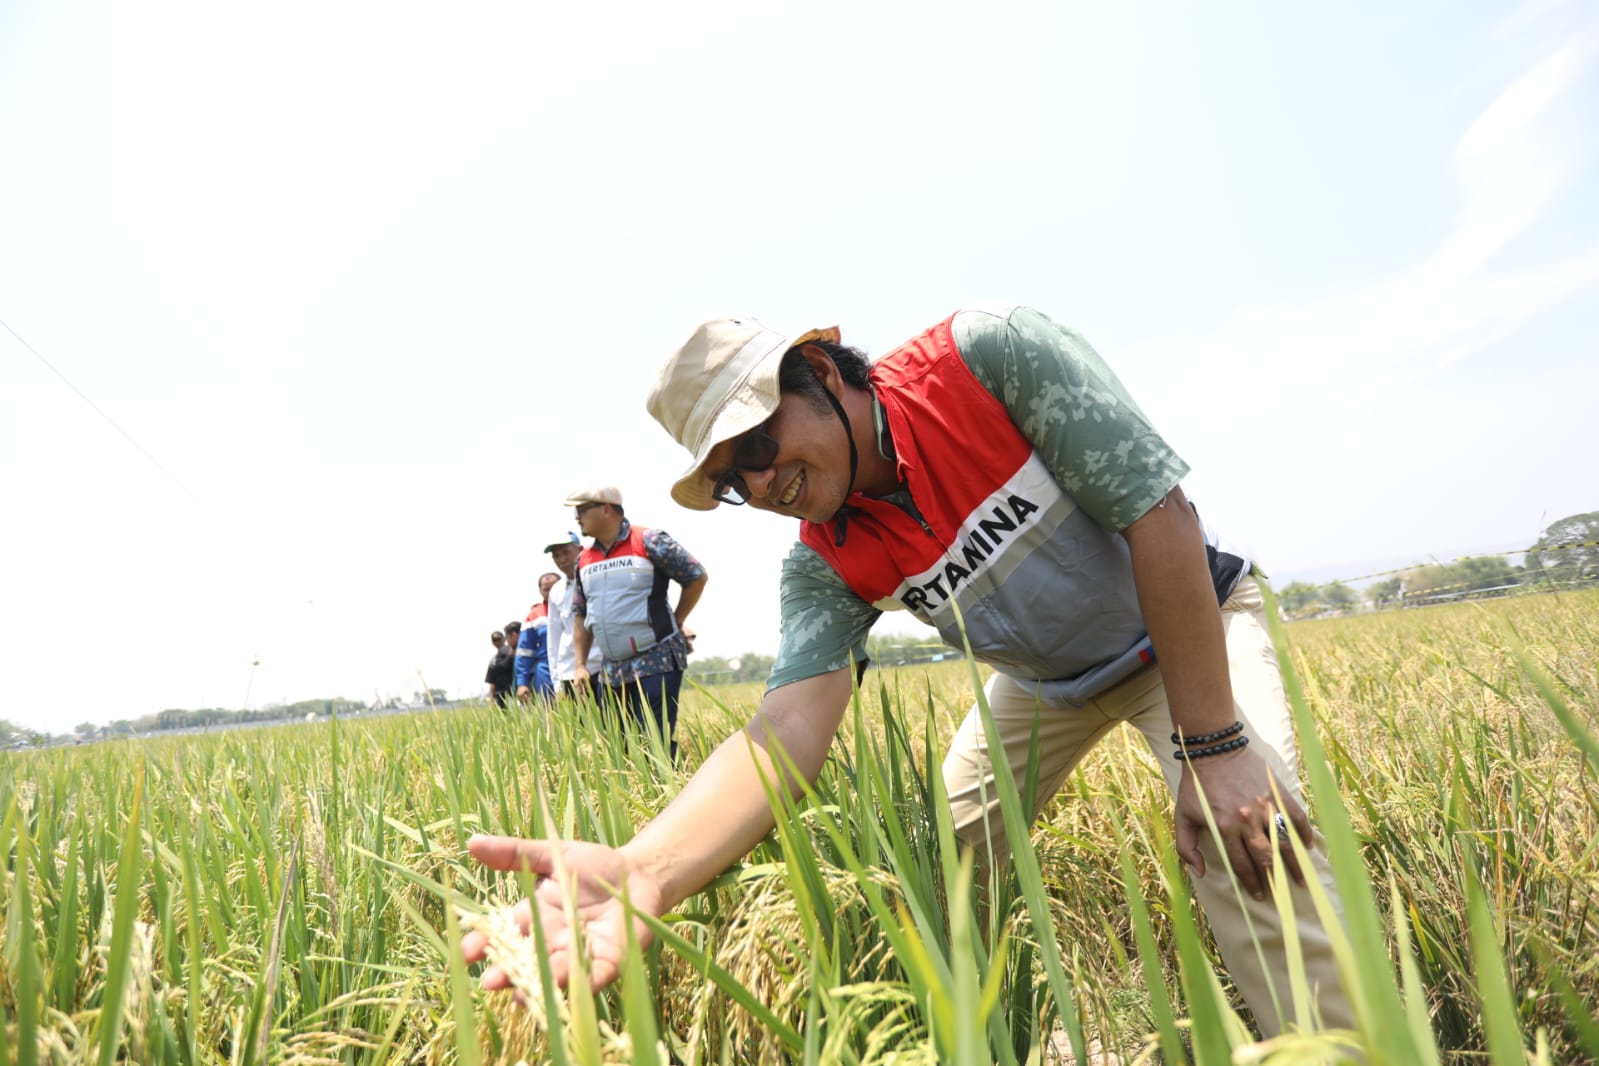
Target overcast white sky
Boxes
[3,1,1596,734]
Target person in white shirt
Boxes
[542,530,602,699]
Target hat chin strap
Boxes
[818,386,859,547]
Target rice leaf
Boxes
[12,807,40,1066]
[1464,854,1526,1065]
[95,770,145,1066]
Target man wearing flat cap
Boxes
[564,486,706,756]
[463,305,1353,1035]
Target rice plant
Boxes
[2,588,1596,1063]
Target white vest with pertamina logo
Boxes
[576,525,679,663]
[799,316,1249,705]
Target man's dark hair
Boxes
[779,339,872,409]
[504,621,522,636]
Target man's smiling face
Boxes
[705,387,853,523]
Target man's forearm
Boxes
[674,574,707,628]
[621,668,851,909]
[1123,487,1235,737]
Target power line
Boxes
[1,316,197,500]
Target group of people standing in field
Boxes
[459,304,1357,1039]
[482,486,708,758]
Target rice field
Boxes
[3,587,1597,1064]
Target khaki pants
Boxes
[941,576,1353,1035]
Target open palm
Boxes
[460,834,664,992]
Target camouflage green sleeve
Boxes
[766,540,881,692]
[953,305,1189,532]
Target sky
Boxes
[2,1,1596,735]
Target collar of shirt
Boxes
[592,517,633,555]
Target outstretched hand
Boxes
[1174,745,1314,900]
[460,834,663,993]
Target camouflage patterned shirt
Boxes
[767,304,1190,692]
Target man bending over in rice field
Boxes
[460,304,1355,1036]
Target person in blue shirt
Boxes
[514,581,558,703]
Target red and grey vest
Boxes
[577,526,679,662]
[800,316,1246,702]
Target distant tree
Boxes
[1,718,41,749]
[1525,510,1599,588]
[75,721,100,738]
[281,697,364,720]
[1322,581,1357,611]
[866,633,958,665]
[157,708,200,731]
[1399,556,1522,604]
[1369,577,1403,608]
[1278,581,1323,618]
[687,653,776,685]
[733,654,775,684]
[1452,556,1518,592]
[687,655,729,680]
[1402,565,1456,598]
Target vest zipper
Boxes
[890,491,937,539]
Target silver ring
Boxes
[1273,812,1290,843]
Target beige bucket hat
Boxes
[648,315,839,510]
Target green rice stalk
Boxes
[947,855,996,1066]
[631,907,805,1054]
[949,600,1090,1065]
[1464,850,1528,1064]
[442,888,482,1066]
[194,817,231,955]
[763,717,1004,1058]
[1386,871,1443,1066]
[11,801,41,1066]
[95,769,145,1066]
[1260,578,1430,1062]
[1508,638,1599,775]
[753,739,835,953]
[1152,837,1242,1063]
[1117,821,1183,1063]
[0,801,13,1066]
[242,840,299,1066]
[803,965,824,1066]
[617,874,663,1066]
[534,801,605,1066]
[369,971,421,1062]
[1267,834,1314,1031]
[1525,937,1599,1061]
[48,814,81,1017]
[513,870,573,1066]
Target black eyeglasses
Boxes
[711,424,780,505]
[573,502,603,517]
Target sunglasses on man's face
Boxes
[711,424,780,505]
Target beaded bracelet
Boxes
[1170,720,1244,747]
[1172,735,1250,761]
